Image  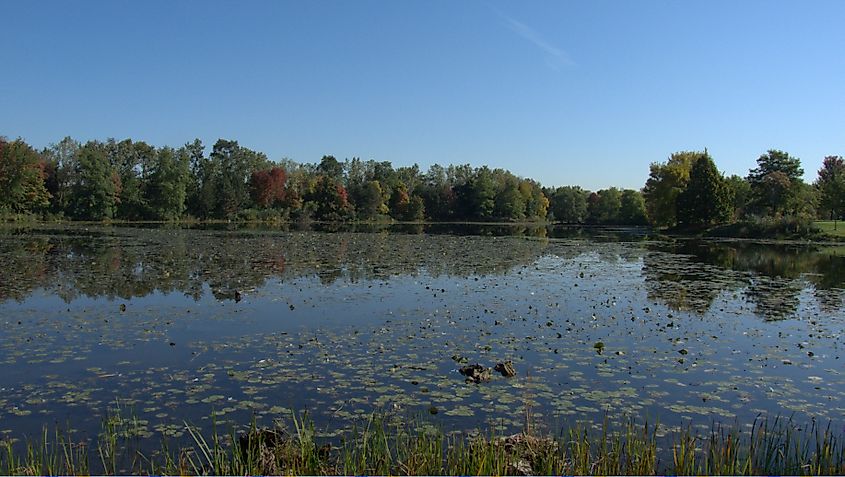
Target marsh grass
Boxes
[1,408,844,475]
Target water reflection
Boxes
[2,225,845,321]
[2,224,845,449]
[645,239,845,319]
[0,225,552,303]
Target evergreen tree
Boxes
[317,155,344,182]
[676,154,733,227]
[816,155,845,221]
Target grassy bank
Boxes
[815,220,845,239]
[693,216,822,241]
[1,410,844,475]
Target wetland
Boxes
[1,223,845,468]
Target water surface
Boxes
[1,224,844,444]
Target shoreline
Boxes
[2,411,843,475]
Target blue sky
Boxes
[2,0,843,190]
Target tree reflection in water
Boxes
[2,224,843,321]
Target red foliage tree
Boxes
[250,167,287,207]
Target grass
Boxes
[1,410,844,475]
[705,216,822,240]
[815,220,845,238]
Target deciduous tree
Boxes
[548,186,588,223]
[147,146,191,220]
[250,166,287,208]
[0,138,50,214]
[70,141,120,220]
[619,189,648,225]
[746,149,804,216]
[643,151,698,227]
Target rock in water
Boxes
[494,360,516,377]
[459,364,492,383]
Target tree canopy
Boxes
[746,149,805,217]
[0,138,50,214]
[642,151,698,227]
[2,134,840,230]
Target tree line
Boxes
[1,135,842,226]
[642,149,845,229]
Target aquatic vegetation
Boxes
[1,224,845,467]
[2,410,845,475]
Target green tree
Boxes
[211,139,270,218]
[675,154,733,227]
[317,155,344,182]
[41,136,80,215]
[106,139,155,219]
[70,141,120,220]
[419,164,455,220]
[186,140,219,219]
[588,188,622,224]
[725,174,751,219]
[642,151,698,227]
[0,138,51,214]
[355,180,387,220]
[146,146,190,220]
[746,149,804,216]
[619,189,648,225]
[792,181,818,217]
[816,156,845,221]
[396,164,421,194]
[548,186,588,223]
[456,166,495,219]
[494,177,525,220]
[403,194,425,221]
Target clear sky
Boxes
[2,0,843,190]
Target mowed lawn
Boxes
[815,221,845,237]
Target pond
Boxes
[1,224,844,445]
